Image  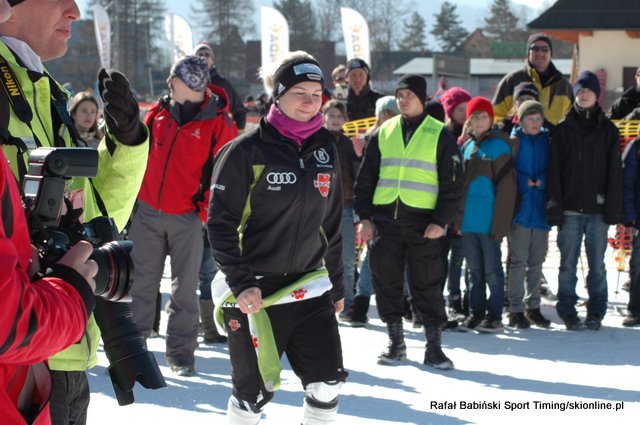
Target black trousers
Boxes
[49,370,89,425]
[223,286,346,409]
[370,221,448,326]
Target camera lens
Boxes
[91,240,134,302]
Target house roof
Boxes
[393,58,572,77]
[528,0,640,30]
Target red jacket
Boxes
[140,84,238,221]
[0,150,95,424]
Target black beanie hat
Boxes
[8,0,26,5]
[345,58,371,76]
[527,33,553,53]
[573,70,601,99]
[395,74,427,105]
[272,56,325,100]
[513,81,540,101]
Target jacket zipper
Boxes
[285,149,306,274]
[156,122,181,209]
[84,329,92,367]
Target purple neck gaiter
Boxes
[266,104,323,146]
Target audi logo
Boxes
[266,172,297,184]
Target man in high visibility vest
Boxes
[354,74,463,369]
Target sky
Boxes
[76,0,552,47]
[85,229,640,424]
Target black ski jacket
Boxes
[208,117,344,301]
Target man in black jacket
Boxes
[607,66,640,120]
[345,58,383,121]
[355,74,462,370]
[194,42,247,132]
[547,71,623,331]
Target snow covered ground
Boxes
[87,231,640,424]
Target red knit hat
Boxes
[440,87,472,118]
[466,96,494,120]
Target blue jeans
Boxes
[356,246,373,297]
[556,213,609,319]
[341,206,357,310]
[199,228,218,300]
[447,237,465,297]
[463,233,503,319]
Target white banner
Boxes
[340,7,370,66]
[93,5,111,70]
[165,14,193,63]
[261,6,289,72]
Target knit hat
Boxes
[513,81,540,101]
[345,58,371,76]
[466,96,494,120]
[440,87,472,118]
[170,56,209,92]
[395,74,427,105]
[8,0,26,5]
[517,100,544,121]
[573,70,600,99]
[272,56,325,100]
[527,33,552,53]
[375,95,400,117]
[193,42,214,57]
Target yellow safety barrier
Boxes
[613,120,640,151]
[342,117,377,139]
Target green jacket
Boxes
[0,39,149,370]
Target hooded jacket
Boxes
[141,84,238,222]
[546,105,623,226]
[456,129,518,241]
[207,117,344,302]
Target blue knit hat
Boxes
[170,56,209,92]
[573,71,600,99]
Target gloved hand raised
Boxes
[98,68,145,146]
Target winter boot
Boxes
[377,319,406,365]
[423,325,454,370]
[349,296,370,327]
[301,398,338,424]
[199,299,228,344]
[525,308,551,328]
[227,396,262,425]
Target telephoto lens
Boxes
[91,240,134,301]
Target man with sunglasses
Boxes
[492,33,572,125]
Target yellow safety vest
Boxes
[373,114,442,209]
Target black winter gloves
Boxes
[98,68,145,146]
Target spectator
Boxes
[492,33,572,125]
[496,81,555,135]
[622,134,640,327]
[439,87,472,319]
[194,42,247,132]
[355,74,462,369]
[506,100,552,329]
[456,97,518,333]
[608,66,640,120]
[345,58,383,121]
[129,56,237,376]
[547,71,623,330]
[244,95,258,112]
[208,51,347,424]
[322,100,362,322]
[331,64,348,101]
[68,91,102,148]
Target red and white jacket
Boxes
[140,84,238,222]
[0,150,95,424]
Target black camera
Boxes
[23,147,133,301]
[23,147,166,404]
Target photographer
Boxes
[0,1,153,424]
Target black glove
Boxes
[98,68,145,146]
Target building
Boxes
[529,0,640,105]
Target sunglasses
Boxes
[529,46,550,53]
